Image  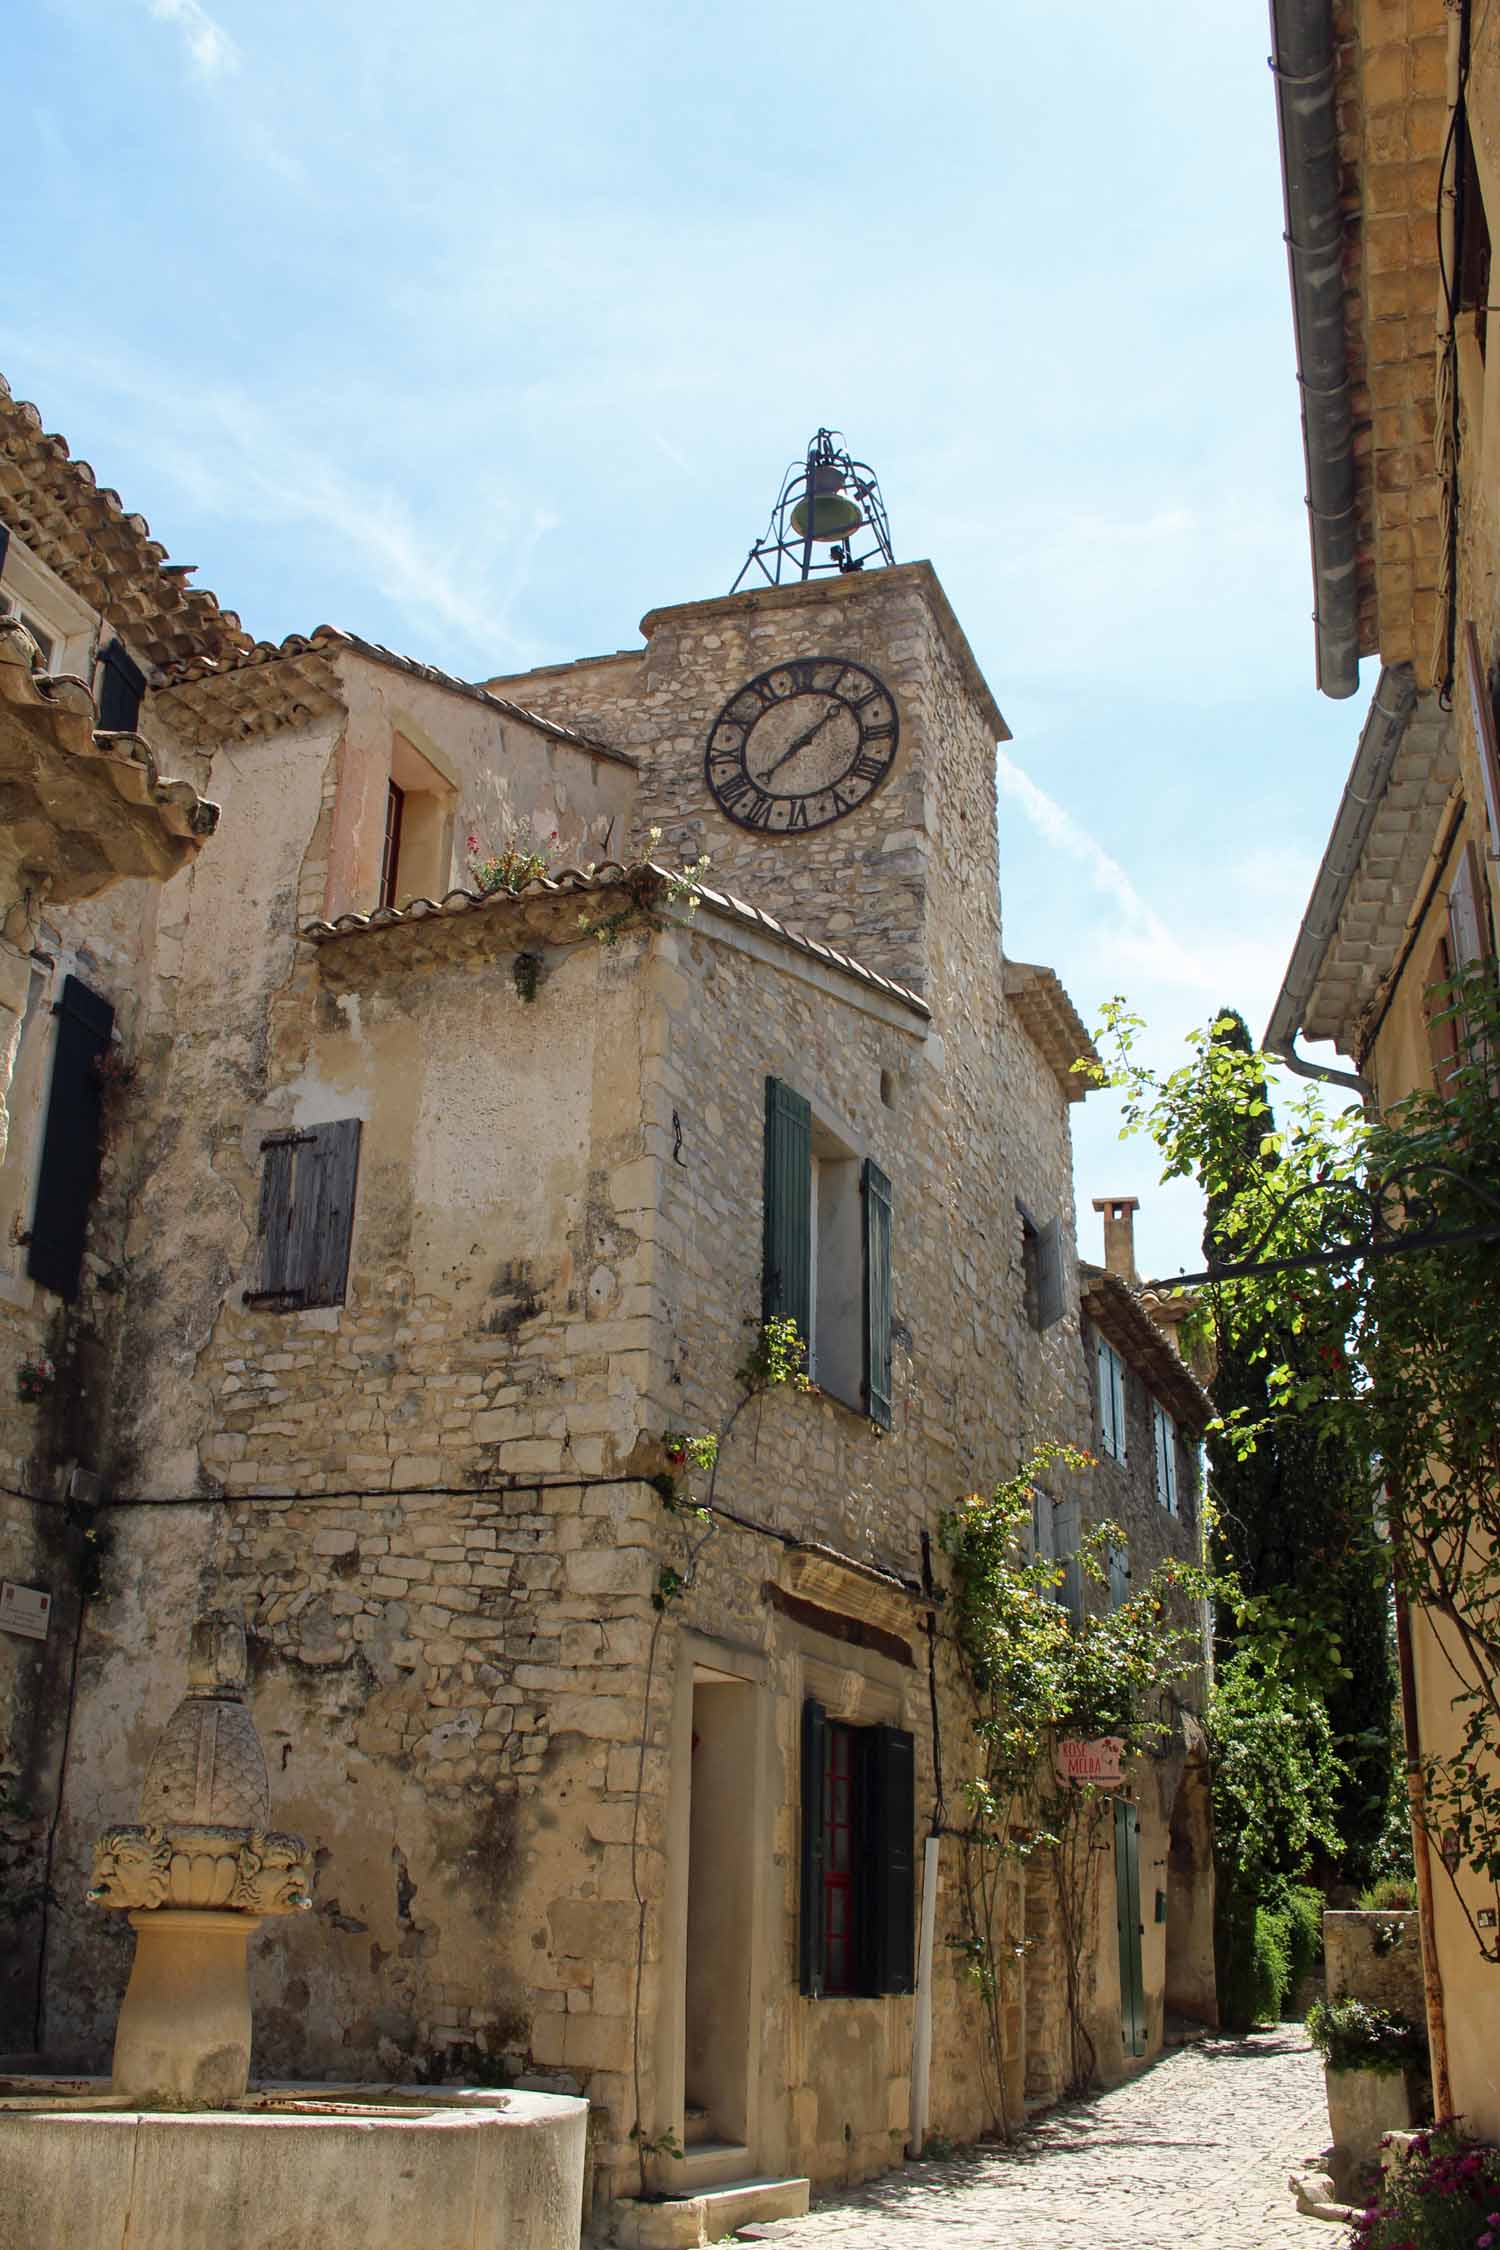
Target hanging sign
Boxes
[1053,1735,1125,1788]
[0,1581,52,1642]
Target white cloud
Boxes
[147,0,241,77]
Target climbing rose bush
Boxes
[1350,2122,1500,2250]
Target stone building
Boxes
[0,389,1216,2226]
[0,375,231,2041]
[1266,0,1500,2137]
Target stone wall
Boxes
[1323,1911,1426,2027]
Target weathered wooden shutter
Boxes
[1114,1799,1147,2057]
[1108,1542,1131,1612]
[27,974,114,1300]
[1424,935,1461,1088]
[799,1698,829,1998]
[250,1119,362,1308]
[1463,620,1500,854]
[1035,1215,1067,1330]
[861,1157,892,1429]
[1054,1496,1084,1625]
[863,1723,916,1994]
[762,1077,811,1344]
[96,638,146,733]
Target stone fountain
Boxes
[0,1612,587,2250]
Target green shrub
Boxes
[1305,1994,1427,2076]
[1253,1902,1294,2022]
[1359,1873,1416,1911]
[1218,1889,1303,2028]
[1285,1884,1325,1989]
[1350,2121,1500,2250]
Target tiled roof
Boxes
[1079,1263,1214,1434]
[0,616,220,873]
[300,861,931,1019]
[159,626,633,762]
[1004,961,1099,1101]
[0,376,248,671]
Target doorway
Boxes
[683,1676,756,2151]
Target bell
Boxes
[791,462,864,542]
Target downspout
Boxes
[1393,1583,1454,2119]
[1263,665,1419,1092]
[908,1835,941,2157]
[1269,0,1361,698]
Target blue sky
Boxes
[8,0,1367,1281]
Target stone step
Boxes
[613,2174,812,2248]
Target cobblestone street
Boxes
[764,2026,1330,2249]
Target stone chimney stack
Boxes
[1092,1195,1140,1287]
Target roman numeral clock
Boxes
[704,659,899,834]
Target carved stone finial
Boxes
[185,1610,249,1698]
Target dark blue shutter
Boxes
[861,1158,892,1428]
[96,638,146,733]
[0,519,10,577]
[28,975,114,1300]
[799,1698,829,1997]
[763,1077,811,1346]
[864,1723,916,1993]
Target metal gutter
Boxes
[1263,664,1419,1089]
[1269,0,1361,699]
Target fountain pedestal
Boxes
[111,1909,262,2108]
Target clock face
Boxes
[703,657,899,835]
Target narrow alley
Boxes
[760,2027,1327,2249]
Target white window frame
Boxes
[0,533,98,677]
[1097,1335,1127,1463]
[1152,1401,1179,1514]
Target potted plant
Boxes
[1307,1994,1429,2167]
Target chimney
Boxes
[1092,1195,1140,1287]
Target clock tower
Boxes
[482,556,1010,1005]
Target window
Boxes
[1032,1487,1085,1626]
[1107,1541,1131,1612]
[0,524,97,676]
[27,974,113,1301]
[1152,1401,1179,1514]
[799,1700,914,1998]
[379,780,406,911]
[1097,1334,1127,1462]
[763,1076,892,1425]
[1018,1199,1067,1331]
[245,1119,362,1310]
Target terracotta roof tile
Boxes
[159,626,634,763]
[1004,960,1099,1101]
[1079,1262,1214,1433]
[301,861,930,1020]
[0,375,248,672]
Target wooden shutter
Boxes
[27,974,114,1300]
[863,1724,916,1995]
[1424,934,1461,1089]
[1108,1542,1131,1612]
[1114,1799,1147,2057]
[96,638,146,733]
[0,519,9,577]
[1035,1216,1067,1330]
[250,1118,362,1308]
[862,1157,893,1429]
[799,1698,829,1998]
[1463,620,1500,855]
[762,1078,811,1344]
[1054,1497,1085,1625]
[1448,838,1494,969]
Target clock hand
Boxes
[762,702,842,781]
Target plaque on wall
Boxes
[0,1581,52,1641]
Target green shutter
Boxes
[763,1077,811,1345]
[800,1698,829,1997]
[28,975,114,1300]
[863,1724,916,1994]
[861,1157,892,1429]
[1114,1799,1146,2057]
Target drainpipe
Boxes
[908,1834,940,2157]
[1269,0,1361,698]
[1263,665,1418,1094]
[1393,1583,1454,2119]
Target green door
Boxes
[1114,1798,1147,2058]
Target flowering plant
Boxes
[466,828,556,896]
[16,1356,54,1403]
[1351,2121,1500,2250]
